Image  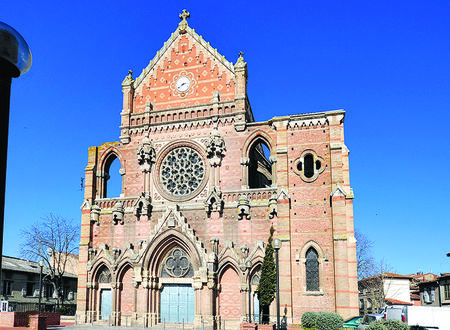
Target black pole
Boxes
[275,247,280,330]
[0,57,19,298]
[248,269,252,323]
[38,262,43,313]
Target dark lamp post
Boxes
[0,21,32,300]
[38,261,43,314]
[273,238,281,330]
[246,260,252,323]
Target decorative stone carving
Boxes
[234,51,247,70]
[160,146,205,197]
[121,70,134,87]
[207,273,216,289]
[210,238,219,255]
[178,9,190,33]
[90,205,101,225]
[205,129,226,166]
[237,194,251,220]
[134,192,152,218]
[204,187,223,214]
[98,268,112,283]
[162,248,192,278]
[240,245,249,258]
[88,248,97,260]
[112,248,121,260]
[112,202,124,225]
[240,157,250,166]
[268,193,278,219]
[136,137,156,173]
[207,252,218,272]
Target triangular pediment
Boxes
[131,21,239,111]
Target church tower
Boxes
[77,10,358,328]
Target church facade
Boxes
[76,10,358,328]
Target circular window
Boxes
[159,145,206,199]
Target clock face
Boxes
[176,76,191,92]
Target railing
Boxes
[95,197,136,209]
[222,187,277,203]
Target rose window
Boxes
[160,146,205,197]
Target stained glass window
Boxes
[306,247,319,291]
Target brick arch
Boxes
[241,130,275,158]
[217,258,242,282]
[99,146,125,174]
[248,259,263,283]
[142,229,203,277]
[115,260,134,283]
[97,146,125,198]
[299,240,324,260]
[91,261,113,284]
[241,130,276,188]
[218,265,242,321]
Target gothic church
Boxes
[77,10,358,328]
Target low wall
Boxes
[0,312,60,327]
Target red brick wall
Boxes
[120,265,135,315]
[219,266,241,320]
[0,312,60,327]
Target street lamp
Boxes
[273,238,281,330]
[38,261,44,313]
[0,21,32,293]
[246,260,252,323]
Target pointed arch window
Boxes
[248,139,272,189]
[306,248,319,291]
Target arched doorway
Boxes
[159,247,195,324]
[95,266,112,321]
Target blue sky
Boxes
[2,0,449,275]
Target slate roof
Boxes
[2,256,77,278]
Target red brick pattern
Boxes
[120,266,135,315]
[219,266,242,320]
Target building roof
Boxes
[2,255,77,278]
[360,272,413,281]
[385,298,413,305]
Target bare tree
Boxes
[355,229,376,280]
[20,214,79,307]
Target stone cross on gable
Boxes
[179,9,190,22]
[178,9,190,33]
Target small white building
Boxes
[359,272,413,314]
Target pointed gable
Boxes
[132,15,237,112]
